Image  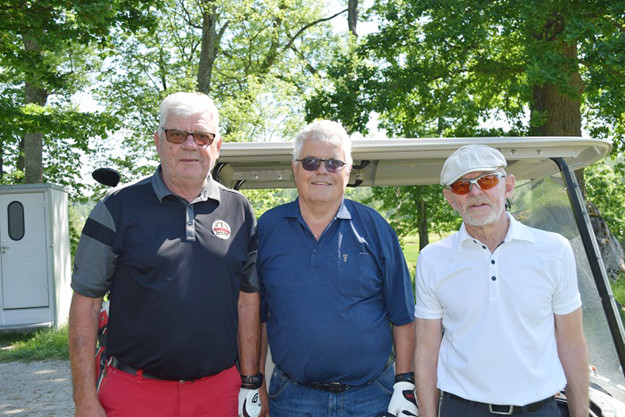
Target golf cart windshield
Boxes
[511,174,625,397]
[216,136,625,403]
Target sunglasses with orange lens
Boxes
[448,172,506,195]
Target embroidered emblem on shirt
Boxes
[212,220,231,240]
[343,254,348,262]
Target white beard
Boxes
[461,197,505,227]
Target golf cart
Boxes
[213,136,625,416]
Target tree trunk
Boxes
[16,140,24,173]
[348,0,358,37]
[415,185,430,251]
[530,39,625,281]
[417,196,429,250]
[197,1,218,94]
[23,37,48,184]
[23,133,44,183]
[530,43,585,192]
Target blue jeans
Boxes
[268,365,394,417]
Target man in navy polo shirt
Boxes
[68,92,262,417]
[257,120,417,417]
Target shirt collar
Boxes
[285,198,352,220]
[458,212,535,248]
[151,165,221,203]
[504,213,535,244]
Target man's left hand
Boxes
[388,381,418,416]
[238,388,261,417]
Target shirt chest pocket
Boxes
[335,251,383,298]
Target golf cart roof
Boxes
[215,135,625,403]
[215,136,611,189]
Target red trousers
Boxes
[98,363,240,417]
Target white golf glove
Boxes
[387,381,418,416]
[238,387,261,417]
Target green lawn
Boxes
[402,234,451,279]
[403,236,420,279]
[0,326,69,362]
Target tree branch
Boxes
[283,9,347,52]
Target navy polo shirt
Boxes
[72,167,258,380]
[257,199,414,386]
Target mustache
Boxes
[465,197,490,206]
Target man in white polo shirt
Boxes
[414,144,589,417]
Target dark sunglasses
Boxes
[448,172,506,195]
[296,157,346,173]
[162,129,216,146]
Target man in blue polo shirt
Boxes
[257,120,417,417]
[68,92,262,417]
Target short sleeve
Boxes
[552,239,581,315]
[239,201,259,293]
[71,200,117,297]
[414,252,444,320]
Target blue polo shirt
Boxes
[257,199,414,386]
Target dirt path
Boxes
[0,360,74,416]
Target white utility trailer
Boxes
[214,136,625,416]
[0,184,71,330]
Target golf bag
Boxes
[95,299,110,390]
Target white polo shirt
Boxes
[415,213,581,405]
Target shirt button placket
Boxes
[489,257,498,299]
[185,204,196,241]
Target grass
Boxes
[403,236,420,278]
[0,325,69,362]
[609,273,625,324]
[402,233,452,278]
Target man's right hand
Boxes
[238,387,262,417]
[388,381,418,416]
[69,293,107,417]
[259,383,270,417]
[74,399,107,417]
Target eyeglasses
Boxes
[162,129,216,146]
[296,157,346,173]
[448,172,506,195]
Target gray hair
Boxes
[158,92,219,140]
[292,120,353,166]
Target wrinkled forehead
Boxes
[164,111,217,130]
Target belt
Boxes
[278,368,350,393]
[443,392,555,415]
[279,355,394,394]
[303,381,350,393]
[110,357,193,382]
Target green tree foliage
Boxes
[0,0,159,194]
[586,161,625,245]
[307,0,625,243]
[241,188,297,219]
[93,0,345,181]
[311,0,625,143]
[364,185,460,249]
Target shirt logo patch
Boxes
[212,220,231,240]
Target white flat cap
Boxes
[440,144,507,185]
